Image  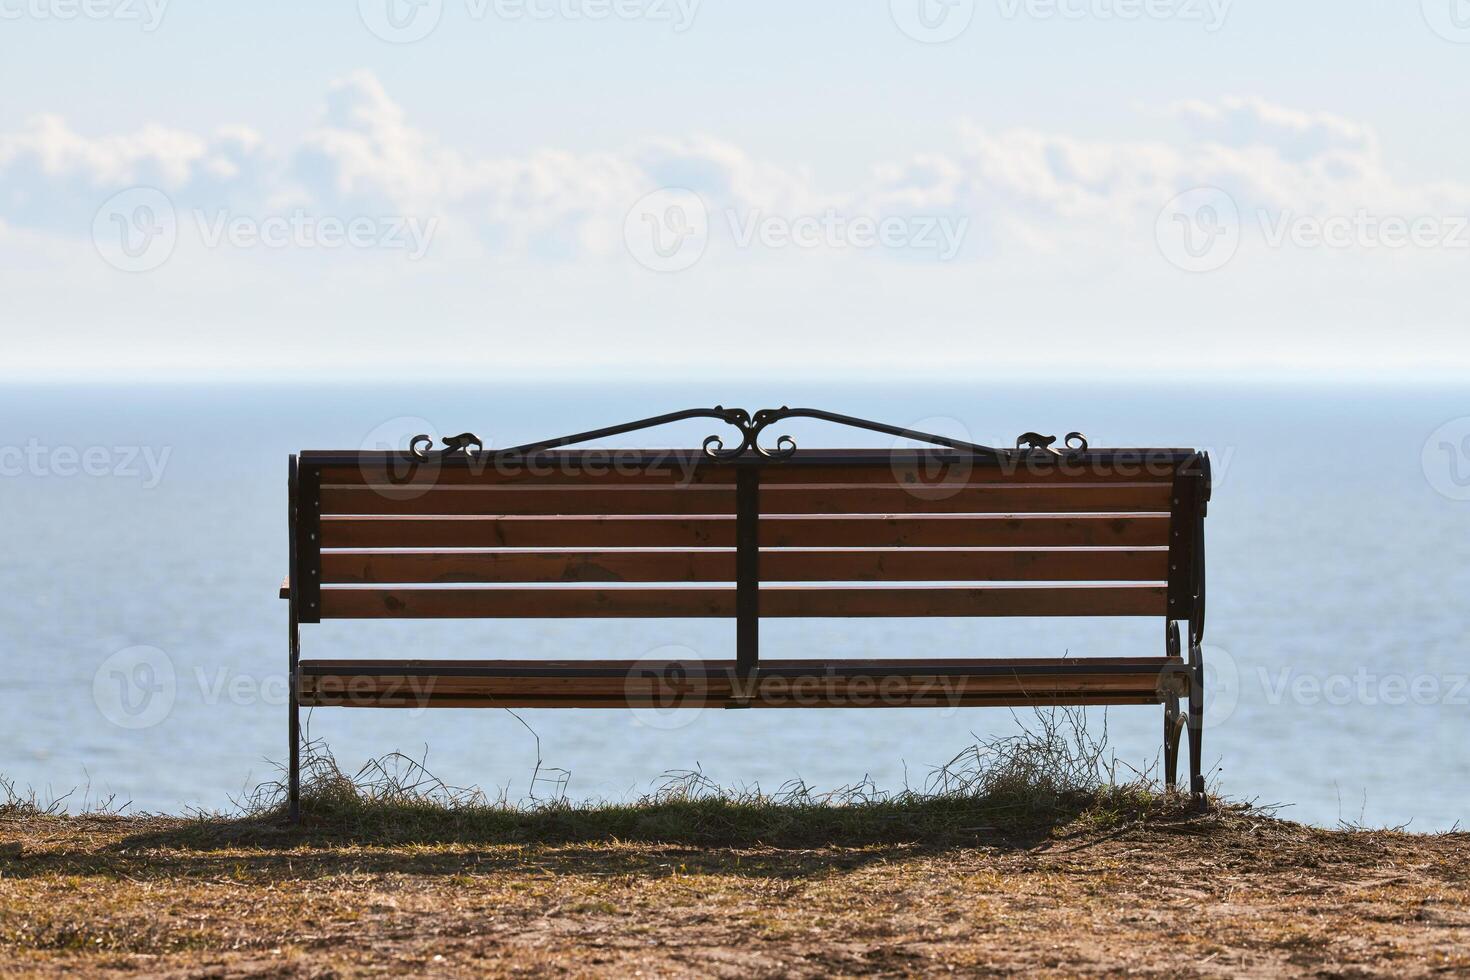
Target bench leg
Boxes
[288,683,300,823]
[1162,620,1184,791]
[1187,638,1205,803]
[287,615,301,824]
[1163,693,1182,789]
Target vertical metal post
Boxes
[734,465,760,686]
[1188,640,1205,801]
[1165,456,1203,625]
[1164,694,1180,788]
[1188,454,1210,802]
[287,455,302,823]
[288,612,301,823]
[1163,620,1182,790]
[294,461,322,624]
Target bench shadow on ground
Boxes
[15,792,1189,882]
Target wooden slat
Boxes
[320,485,736,516]
[301,693,1166,709]
[298,658,1181,675]
[297,656,1181,708]
[763,515,1170,548]
[762,585,1167,618]
[319,548,1168,584]
[320,482,1166,516]
[321,586,731,618]
[310,449,1197,487]
[765,548,1167,582]
[301,672,1165,697]
[319,459,729,488]
[324,550,726,584]
[321,515,731,548]
[321,461,1179,490]
[759,483,1170,514]
[320,514,1171,549]
[300,656,1183,674]
[316,584,1167,619]
[759,461,1181,486]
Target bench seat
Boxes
[297,656,1187,709]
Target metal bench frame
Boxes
[282,407,1211,821]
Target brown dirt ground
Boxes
[2,807,1467,978]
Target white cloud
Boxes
[1,75,1466,379]
[1168,96,1377,162]
[3,75,1465,256]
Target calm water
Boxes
[1,383,1466,829]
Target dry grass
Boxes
[2,717,1467,977]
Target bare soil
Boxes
[2,803,1466,977]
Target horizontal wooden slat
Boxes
[323,550,722,584]
[319,548,1168,585]
[760,484,1170,515]
[763,516,1170,548]
[320,514,1170,549]
[758,462,1182,486]
[300,656,1184,676]
[769,585,1167,618]
[307,449,1197,485]
[301,692,1167,709]
[764,548,1167,582]
[319,483,1171,517]
[297,656,1183,708]
[322,516,728,548]
[318,459,725,488]
[302,672,1168,697]
[301,678,1170,702]
[320,485,736,516]
[316,584,1167,619]
[319,459,1182,490]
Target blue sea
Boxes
[1,383,1466,829]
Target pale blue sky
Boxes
[2,1,1467,378]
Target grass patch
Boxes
[206,708,1207,849]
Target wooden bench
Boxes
[281,407,1212,820]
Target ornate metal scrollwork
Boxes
[1015,431,1089,455]
[403,407,1094,462]
[702,406,799,460]
[410,431,484,460]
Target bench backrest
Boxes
[289,409,1210,658]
